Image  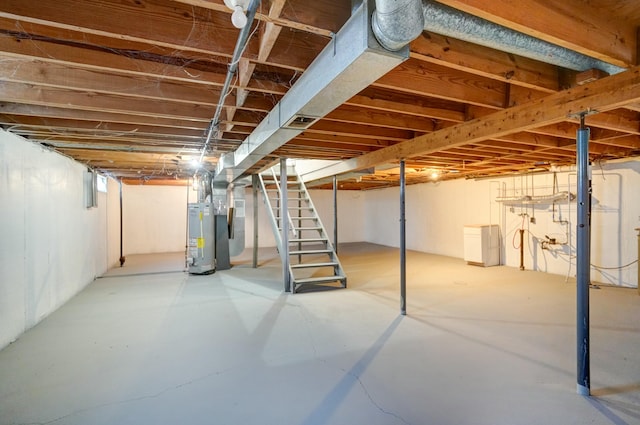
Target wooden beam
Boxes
[0,115,204,137]
[296,131,396,147]
[303,66,640,181]
[0,81,215,121]
[347,93,466,123]
[171,0,335,38]
[374,59,510,109]
[0,1,328,71]
[258,0,287,62]
[0,0,252,59]
[0,103,205,130]
[309,120,414,142]
[121,178,189,186]
[435,0,636,67]
[0,34,288,95]
[325,105,437,132]
[410,31,563,93]
[0,58,223,106]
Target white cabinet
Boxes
[464,225,500,267]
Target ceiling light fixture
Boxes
[223,0,249,29]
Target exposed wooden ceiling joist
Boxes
[303,65,640,182]
[1,0,639,187]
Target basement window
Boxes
[96,174,107,193]
[84,170,97,208]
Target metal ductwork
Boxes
[213,0,418,183]
[372,0,425,51]
[421,0,624,75]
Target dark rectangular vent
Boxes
[283,114,320,129]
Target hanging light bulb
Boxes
[223,0,249,29]
[231,5,247,28]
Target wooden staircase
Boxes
[257,164,346,293]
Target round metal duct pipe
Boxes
[372,0,425,51]
[421,0,624,75]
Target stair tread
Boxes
[289,238,327,242]
[294,276,346,285]
[274,215,316,218]
[289,249,332,255]
[274,219,317,222]
[290,262,338,269]
[281,226,322,230]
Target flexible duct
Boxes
[421,0,624,75]
[372,0,425,51]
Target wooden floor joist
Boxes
[303,65,640,182]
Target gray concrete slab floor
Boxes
[1,242,640,425]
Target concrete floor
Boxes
[1,242,640,425]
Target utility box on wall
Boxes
[464,224,500,267]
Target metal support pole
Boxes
[519,229,525,270]
[637,228,640,296]
[252,174,259,268]
[576,114,591,396]
[280,158,291,292]
[333,175,338,254]
[400,160,407,316]
[119,179,125,267]
[298,197,302,264]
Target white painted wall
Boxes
[365,178,495,256]
[309,189,366,245]
[121,184,188,255]
[122,184,367,254]
[363,160,640,287]
[243,187,366,249]
[244,186,277,249]
[0,130,109,349]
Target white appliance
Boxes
[463,224,500,267]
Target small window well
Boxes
[283,114,320,129]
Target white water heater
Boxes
[187,202,215,274]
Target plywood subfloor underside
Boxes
[1,243,639,424]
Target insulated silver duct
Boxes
[421,0,624,75]
[372,0,425,51]
[213,0,411,183]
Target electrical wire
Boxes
[591,260,638,270]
